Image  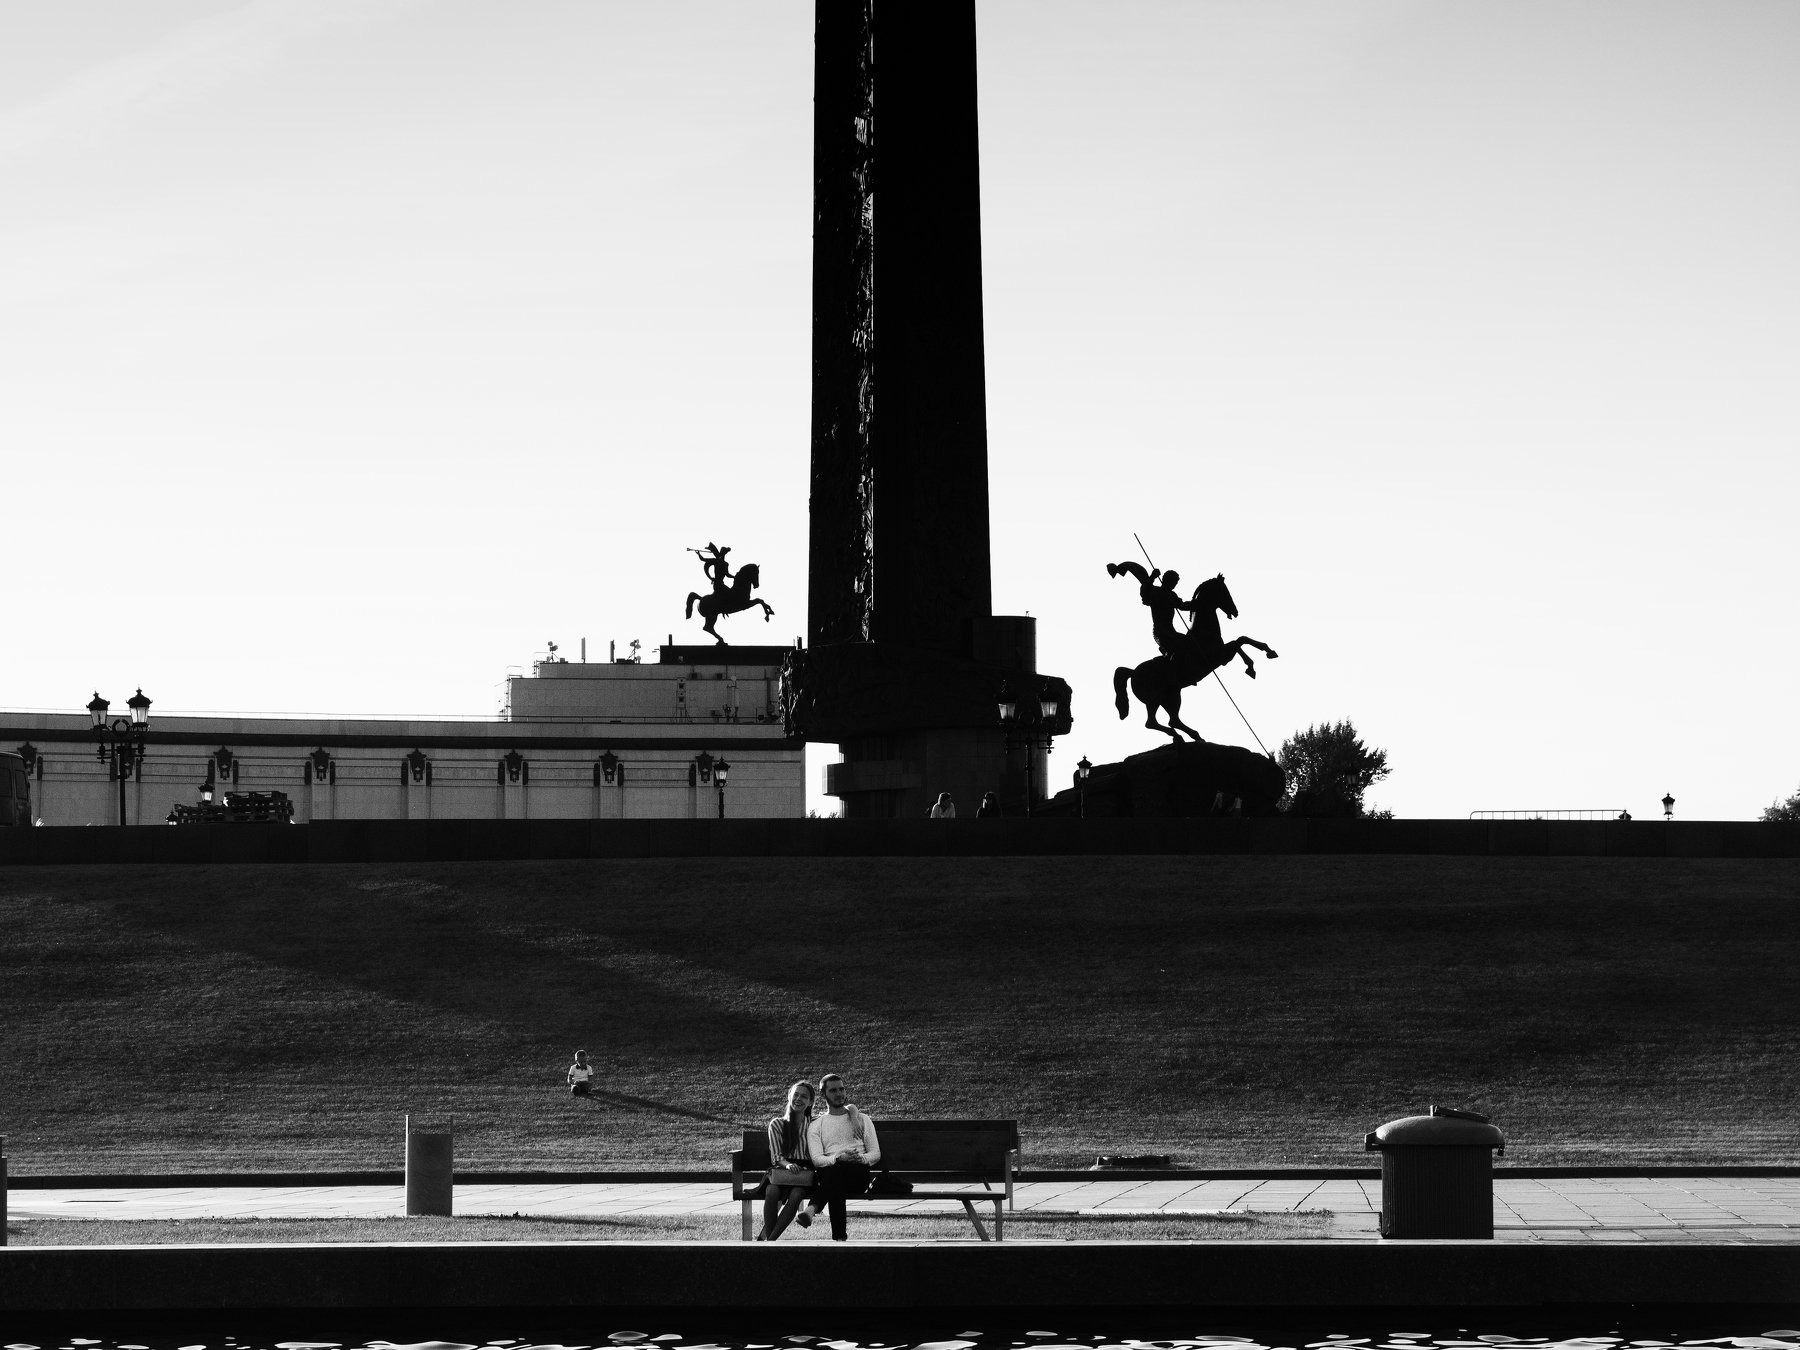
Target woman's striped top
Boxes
[767,1113,810,1167]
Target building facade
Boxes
[3,646,802,826]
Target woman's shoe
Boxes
[795,1210,812,1227]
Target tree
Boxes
[1762,786,1800,823]
[1278,719,1391,818]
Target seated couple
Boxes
[759,1072,880,1241]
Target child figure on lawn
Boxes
[804,1072,881,1241]
[567,1050,595,1096]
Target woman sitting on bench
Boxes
[758,1080,817,1240]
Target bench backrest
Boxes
[734,1118,1019,1176]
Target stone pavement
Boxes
[12,1176,1800,1242]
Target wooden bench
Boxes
[730,1118,1020,1241]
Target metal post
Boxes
[116,751,128,827]
[404,1114,453,1217]
[1023,737,1034,818]
[2,1135,8,1246]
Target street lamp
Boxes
[88,688,151,826]
[1076,756,1093,819]
[998,680,1060,818]
[199,781,215,806]
[714,757,730,819]
[1662,792,1675,821]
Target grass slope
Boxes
[1,856,1796,1172]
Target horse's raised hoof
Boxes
[1106,563,1119,577]
[1245,664,1256,679]
[1269,649,1279,659]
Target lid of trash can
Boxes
[1369,1105,1505,1149]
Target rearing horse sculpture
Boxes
[1113,573,1278,742]
[686,562,774,645]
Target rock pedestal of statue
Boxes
[1040,741,1287,819]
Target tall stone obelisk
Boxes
[787,0,1071,818]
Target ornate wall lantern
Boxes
[1662,792,1675,821]
[501,749,527,784]
[405,749,430,784]
[214,747,237,784]
[16,742,39,776]
[308,748,333,785]
[695,749,715,785]
[596,750,620,785]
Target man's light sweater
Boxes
[807,1108,882,1167]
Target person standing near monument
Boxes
[806,1072,880,1241]
[929,792,956,818]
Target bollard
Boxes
[404,1114,453,1217]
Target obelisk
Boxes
[808,0,992,655]
[788,0,1070,818]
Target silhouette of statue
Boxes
[692,542,734,596]
[1108,566,1279,742]
[1107,561,1198,661]
[685,546,774,645]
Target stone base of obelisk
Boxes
[782,630,1072,820]
[826,725,1050,820]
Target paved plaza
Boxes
[12,1176,1800,1242]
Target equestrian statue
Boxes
[685,541,774,645]
[1108,561,1278,742]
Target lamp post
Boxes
[88,689,151,826]
[1662,792,1675,821]
[714,758,730,819]
[998,681,1060,817]
[1076,756,1093,819]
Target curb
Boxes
[11,1165,1800,1189]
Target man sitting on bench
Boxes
[805,1071,880,1241]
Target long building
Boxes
[2,646,802,826]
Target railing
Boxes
[1469,809,1630,821]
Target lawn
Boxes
[1,854,1796,1173]
[3,1211,1328,1245]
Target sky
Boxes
[2,0,1796,821]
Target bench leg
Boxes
[960,1197,991,1242]
[993,1196,1003,1241]
[742,1197,753,1242]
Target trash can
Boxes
[404,1114,453,1217]
[1363,1105,1504,1238]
